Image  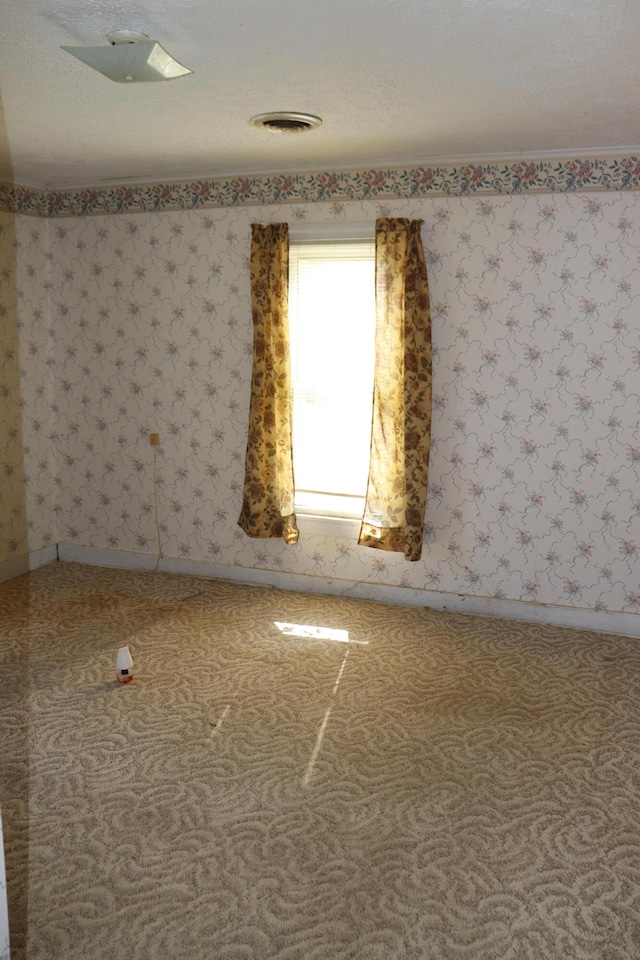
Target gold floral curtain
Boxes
[238,223,299,544]
[359,218,432,561]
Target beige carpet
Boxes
[1,561,639,960]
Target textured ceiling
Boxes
[1,0,639,189]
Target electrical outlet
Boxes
[149,433,160,446]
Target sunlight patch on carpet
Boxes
[274,621,368,644]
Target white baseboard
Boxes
[56,543,640,638]
[58,543,159,573]
[0,545,58,584]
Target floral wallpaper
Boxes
[0,213,55,569]
[2,187,640,620]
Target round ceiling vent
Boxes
[250,112,323,134]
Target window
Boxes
[288,235,375,527]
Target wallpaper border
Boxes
[2,156,640,217]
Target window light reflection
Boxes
[274,622,368,644]
[304,650,350,787]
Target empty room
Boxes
[1,0,639,958]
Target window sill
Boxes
[296,513,361,539]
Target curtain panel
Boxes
[237,222,299,544]
[359,218,432,561]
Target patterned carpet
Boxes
[1,561,639,960]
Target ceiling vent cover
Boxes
[250,112,323,134]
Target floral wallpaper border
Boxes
[2,156,640,218]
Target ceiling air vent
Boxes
[250,112,323,134]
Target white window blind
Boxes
[288,239,376,519]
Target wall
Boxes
[39,190,640,627]
[0,213,55,575]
